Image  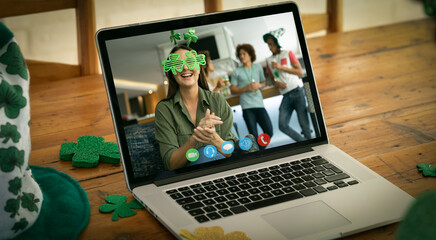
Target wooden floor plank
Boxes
[308,19,435,65]
[319,54,436,125]
[313,42,436,94]
[328,101,436,159]
[29,75,116,151]
[359,141,436,195]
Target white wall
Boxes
[0,0,428,65]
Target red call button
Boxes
[257,133,271,147]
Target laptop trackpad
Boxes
[261,201,351,239]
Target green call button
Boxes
[186,148,199,162]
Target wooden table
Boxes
[29,19,436,239]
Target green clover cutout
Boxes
[185,50,206,71]
[12,218,28,233]
[0,80,27,119]
[162,53,184,75]
[0,42,28,80]
[59,136,120,168]
[0,122,21,143]
[170,30,181,45]
[0,147,25,172]
[99,194,144,221]
[8,177,22,195]
[21,192,40,212]
[5,197,21,218]
[183,28,198,47]
[417,163,436,177]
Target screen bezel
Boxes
[96,1,328,189]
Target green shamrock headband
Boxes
[169,28,198,47]
[162,28,206,75]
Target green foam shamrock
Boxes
[170,30,181,45]
[59,136,120,168]
[0,122,21,143]
[0,79,27,119]
[99,194,144,221]
[417,163,436,177]
[183,28,198,47]
[0,42,28,80]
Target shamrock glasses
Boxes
[162,50,206,75]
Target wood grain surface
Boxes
[28,19,436,240]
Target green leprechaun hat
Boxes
[0,22,90,239]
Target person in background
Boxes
[263,32,311,142]
[230,44,273,141]
[199,50,225,93]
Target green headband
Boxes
[163,28,205,75]
[169,28,198,47]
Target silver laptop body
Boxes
[96,2,414,239]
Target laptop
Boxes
[96,2,414,239]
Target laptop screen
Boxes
[96,2,327,188]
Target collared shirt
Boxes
[155,87,235,170]
[230,63,265,109]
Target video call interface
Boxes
[105,11,322,179]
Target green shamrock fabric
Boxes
[0,42,28,80]
[99,194,143,221]
[0,22,43,239]
[0,78,27,119]
[0,147,25,172]
[8,177,22,195]
[13,165,90,240]
[60,135,120,167]
[0,122,21,143]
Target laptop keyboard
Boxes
[165,155,359,223]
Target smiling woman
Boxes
[162,46,207,98]
[154,45,236,170]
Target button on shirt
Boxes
[155,87,235,170]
